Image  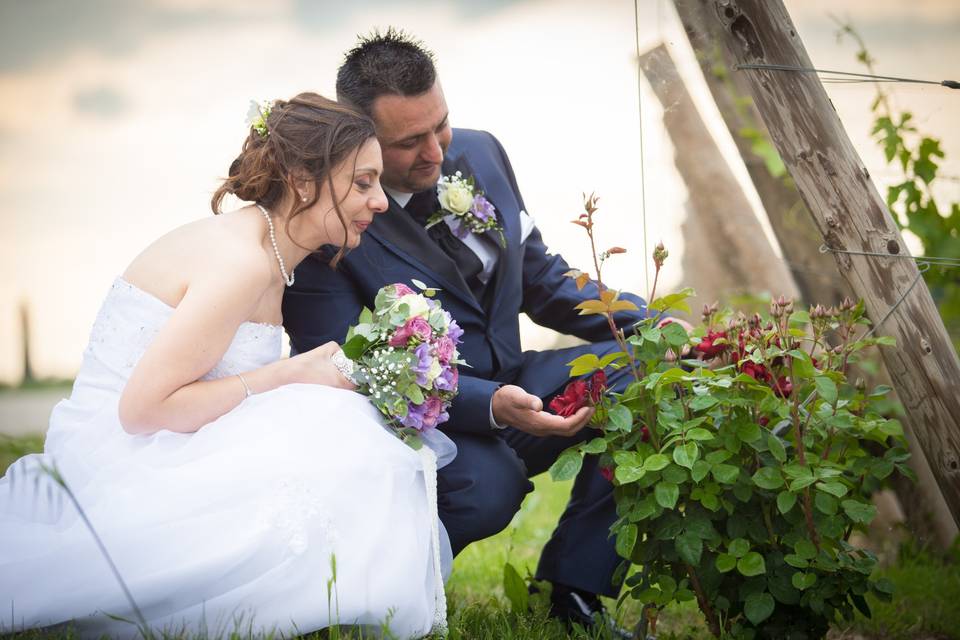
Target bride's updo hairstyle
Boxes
[212,92,376,265]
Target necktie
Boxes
[404,190,488,301]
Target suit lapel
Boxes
[365,193,481,313]
[444,150,519,318]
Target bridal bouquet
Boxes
[342,282,465,444]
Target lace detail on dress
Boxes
[419,446,448,635]
[201,322,283,381]
[255,476,334,556]
[86,278,282,379]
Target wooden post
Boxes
[639,44,799,309]
[671,0,850,309]
[700,0,960,527]
[674,0,957,548]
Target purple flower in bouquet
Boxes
[472,195,495,222]
[413,342,434,386]
[447,317,464,344]
[434,366,459,392]
[344,282,467,443]
[389,316,433,347]
[401,396,449,432]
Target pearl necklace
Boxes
[256,203,295,286]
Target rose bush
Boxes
[548,196,910,639]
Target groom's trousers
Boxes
[436,339,631,598]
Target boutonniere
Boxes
[426,171,506,247]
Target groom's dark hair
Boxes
[336,28,437,115]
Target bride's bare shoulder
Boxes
[122,207,273,306]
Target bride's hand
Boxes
[289,341,357,390]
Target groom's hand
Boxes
[492,385,594,437]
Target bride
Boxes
[0,93,453,638]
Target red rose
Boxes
[740,360,771,383]
[694,330,729,359]
[759,415,770,427]
[773,375,793,398]
[549,379,590,417]
[640,425,651,442]
[600,466,614,483]
[589,370,607,403]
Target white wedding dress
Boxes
[0,278,454,639]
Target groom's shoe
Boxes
[548,583,632,639]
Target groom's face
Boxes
[371,81,452,193]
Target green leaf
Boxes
[649,289,695,314]
[752,467,784,490]
[341,334,370,360]
[661,321,690,347]
[712,464,740,484]
[815,492,838,515]
[729,538,750,558]
[655,483,680,509]
[744,591,775,625]
[615,465,646,484]
[662,463,688,484]
[814,375,838,406]
[580,437,607,454]
[616,523,638,559]
[716,553,736,573]
[737,552,766,577]
[791,351,817,380]
[701,493,720,511]
[689,396,718,411]
[736,420,762,443]
[685,427,715,441]
[794,539,817,560]
[644,453,671,472]
[784,554,808,568]
[549,448,583,481]
[503,562,529,614]
[567,353,602,377]
[789,475,817,491]
[607,404,632,432]
[673,442,699,469]
[676,531,703,565]
[706,450,732,464]
[767,434,787,462]
[777,491,798,514]
[791,572,817,591]
[842,499,878,524]
[691,460,711,483]
[816,481,849,498]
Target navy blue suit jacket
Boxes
[282,128,648,434]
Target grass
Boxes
[1,434,957,639]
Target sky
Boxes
[0,0,957,382]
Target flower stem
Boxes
[686,564,722,637]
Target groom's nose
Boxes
[420,132,444,165]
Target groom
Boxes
[283,29,648,631]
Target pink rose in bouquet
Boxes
[341,282,465,442]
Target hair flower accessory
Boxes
[245,99,272,138]
[427,171,505,247]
